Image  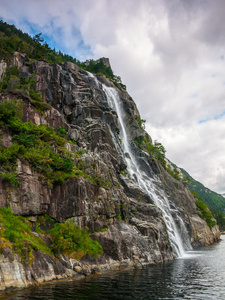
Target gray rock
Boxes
[0,52,220,292]
[74,266,82,273]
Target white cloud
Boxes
[0,0,225,193]
[146,117,225,193]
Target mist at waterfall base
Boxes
[85,71,191,257]
[5,236,225,300]
[101,80,191,257]
[2,72,223,299]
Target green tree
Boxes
[33,32,44,44]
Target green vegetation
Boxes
[79,58,126,90]
[0,66,51,113]
[166,164,181,181]
[0,207,52,263]
[182,175,191,186]
[0,21,126,90]
[50,220,103,259]
[134,120,189,183]
[0,100,91,185]
[181,168,225,214]
[120,170,126,176]
[134,134,166,168]
[0,98,23,122]
[210,209,225,231]
[161,162,225,229]
[98,227,108,232]
[0,171,19,186]
[91,171,112,188]
[0,20,79,64]
[76,149,85,156]
[181,168,225,229]
[56,126,67,137]
[80,59,114,79]
[135,115,146,130]
[0,100,72,185]
[190,190,216,229]
[0,207,103,263]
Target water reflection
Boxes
[3,236,225,299]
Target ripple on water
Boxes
[3,236,225,300]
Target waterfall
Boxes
[86,71,191,257]
[103,86,190,257]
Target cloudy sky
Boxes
[1,0,225,194]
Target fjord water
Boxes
[5,236,225,299]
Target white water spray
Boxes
[103,86,190,257]
[86,71,191,257]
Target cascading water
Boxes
[103,87,189,258]
[87,72,191,257]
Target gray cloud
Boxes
[0,0,225,193]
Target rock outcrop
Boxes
[0,53,220,293]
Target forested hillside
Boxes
[0,20,221,292]
[181,168,225,230]
[0,20,126,90]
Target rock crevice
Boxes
[0,53,220,292]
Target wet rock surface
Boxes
[0,53,220,292]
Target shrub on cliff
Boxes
[0,101,80,185]
[0,66,51,113]
[134,134,166,168]
[191,190,216,229]
[0,208,103,263]
[50,220,103,259]
[0,99,22,123]
[0,207,52,263]
[135,115,146,130]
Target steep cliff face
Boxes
[0,53,220,292]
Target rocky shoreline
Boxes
[0,249,169,295]
[0,53,220,294]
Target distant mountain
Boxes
[0,20,222,291]
[181,169,225,214]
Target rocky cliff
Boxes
[0,53,220,293]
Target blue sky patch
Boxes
[213,109,225,120]
[199,109,225,123]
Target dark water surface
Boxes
[3,235,225,300]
